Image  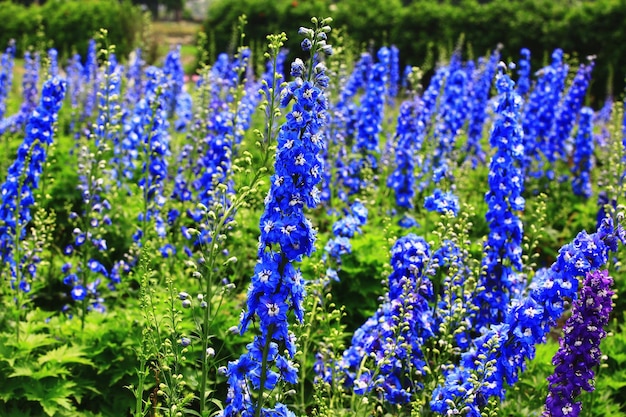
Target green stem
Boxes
[255,323,276,417]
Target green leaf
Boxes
[36,344,95,368]
[9,364,71,380]
[7,333,58,354]
[22,379,78,417]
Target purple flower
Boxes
[543,270,614,417]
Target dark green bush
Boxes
[0,0,144,61]
[204,0,626,105]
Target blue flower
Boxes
[0,39,16,120]
[424,188,460,216]
[475,71,525,327]
[336,234,434,405]
[0,76,66,292]
[571,107,594,198]
[223,21,332,417]
[516,48,531,96]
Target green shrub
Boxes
[0,0,144,61]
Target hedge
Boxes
[203,0,626,105]
[0,0,144,61]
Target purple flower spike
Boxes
[543,269,614,417]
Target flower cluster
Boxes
[522,48,567,177]
[495,217,623,394]
[549,59,594,163]
[332,234,435,404]
[346,46,390,195]
[465,48,500,168]
[475,70,525,327]
[516,48,531,96]
[221,19,332,417]
[0,77,66,291]
[135,67,171,244]
[323,201,368,280]
[0,51,40,136]
[543,269,614,417]
[427,61,469,187]
[432,217,624,415]
[387,45,400,99]
[387,94,426,209]
[424,188,460,216]
[162,45,185,116]
[571,107,594,198]
[0,39,16,120]
[125,48,145,110]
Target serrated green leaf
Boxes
[10,364,71,380]
[23,379,77,417]
[7,333,58,354]
[36,344,95,367]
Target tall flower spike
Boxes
[543,270,613,417]
[0,39,16,120]
[549,58,594,163]
[475,67,525,328]
[571,107,594,198]
[0,77,66,290]
[522,48,567,178]
[465,48,500,168]
[346,46,390,195]
[0,51,40,136]
[543,270,614,417]
[221,18,332,417]
[334,234,435,405]
[516,48,531,96]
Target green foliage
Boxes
[0,0,144,60]
[0,309,140,416]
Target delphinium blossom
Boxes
[162,45,185,116]
[387,65,445,211]
[47,48,59,77]
[522,48,568,178]
[465,48,500,168]
[323,201,368,282]
[431,217,625,415]
[411,65,447,191]
[424,188,460,216]
[387,45,400,100]
[134,66,171,245]
[386,95,425,208]
[220,18,333,417]
[0,39,16,120]
[63,53,125,319]
[330,234,436,404]
[0,77,66,323]
[345,46,390,196]
[543,269,614,417]
[0,50,40,135]
[81,39,98,123]
[592,96,612,148]
[549,58,594,164]
[326,52,372,203]
[516,48,531,96]
[125,48,145,113]
[425,56,469,189]
[475,69,525,328]
[571,107,594,198]
[184,48,251,247]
